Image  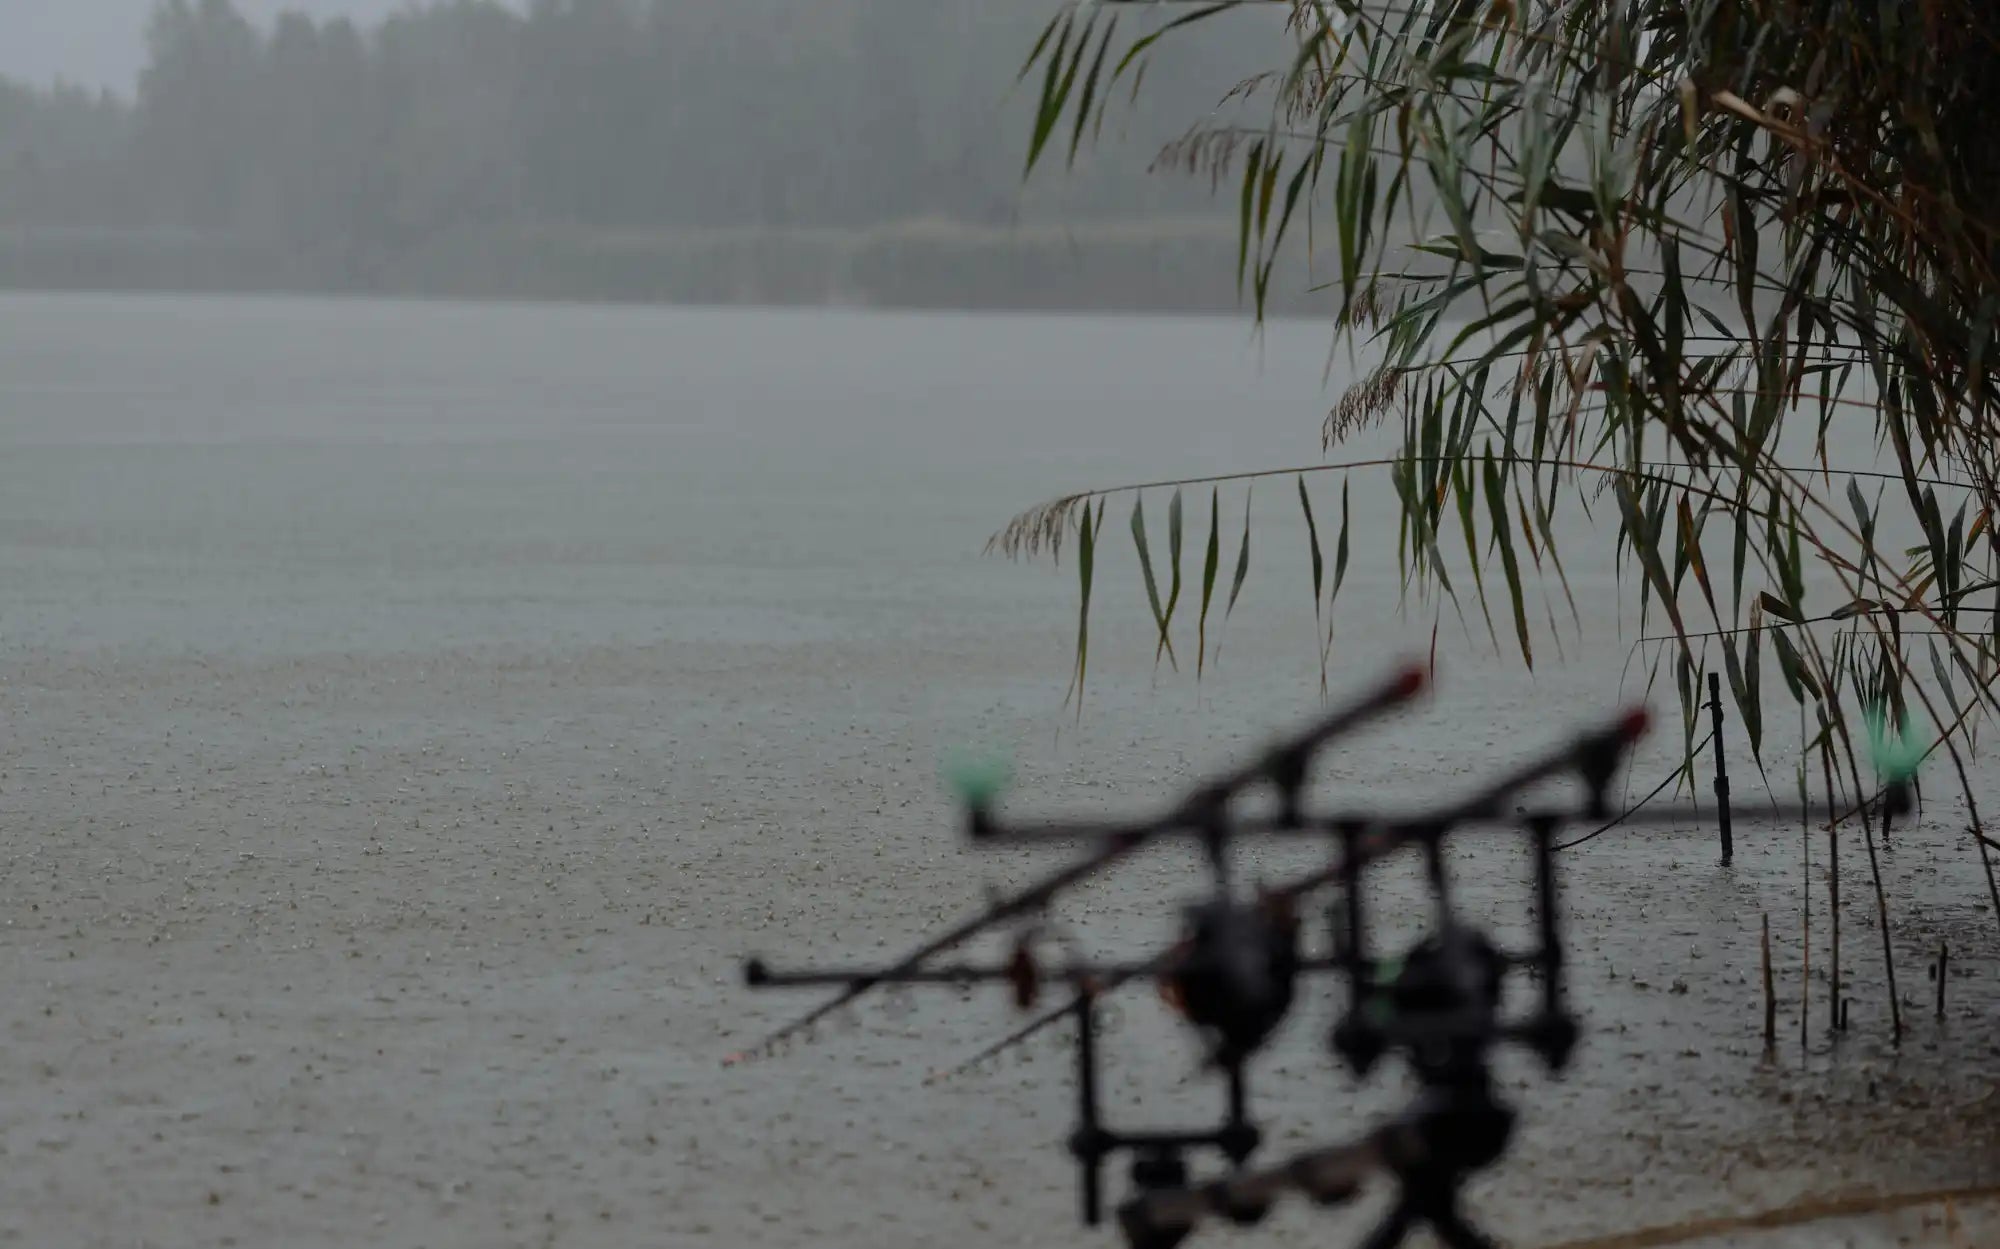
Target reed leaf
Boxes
[1198,488,1220,681]
[1064,498,1105,716]
[1226,487,1252,620]
[1163,487,1185,670]
[1484,450,1534,669]
[1069,15,1117,168]
[1300,475,1326,693]
[1130,494,1180,673]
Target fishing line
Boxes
[1554,731,1716,852]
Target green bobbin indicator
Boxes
[1863,702,1925,785]
[944,750,1014,810]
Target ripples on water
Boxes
[0,292,1991,1247]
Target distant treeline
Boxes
[0,0,1298,311]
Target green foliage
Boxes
[1063,497,1107,715]
[1298,474,1327,691]
[1001,0,2000,825]
[1198,488,1221,680]
[1130,493,1183,672]
[1225,488,1253,621]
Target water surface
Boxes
[0,293,1991,1249]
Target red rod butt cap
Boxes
[1618,708,1652,743]
[1391,664,1427,700]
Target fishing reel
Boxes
[1336,926,1508,1077]
[1158,890,1303,1067]
[997,862,1307,1069]
[1117,796,1589,1249]
[1062,843,1334,1227]
[1326,820,1578,1084]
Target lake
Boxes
[0,292,1992,1248]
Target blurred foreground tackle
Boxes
[735,664,1912,1248]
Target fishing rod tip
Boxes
[745,958,771,986]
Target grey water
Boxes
[0,292,1992,1249]
[0,294,1350,654]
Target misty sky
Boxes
[0,0,468,91]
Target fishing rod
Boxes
[724,663,1426,1067]
[733,667,1923,1249]
[918,705,1647,1080]
[969,706,1648,848]
[746,664,1429,1221]
[966,786,1914,847]
[925,772,1913,1084]
[736,669,1629,1241]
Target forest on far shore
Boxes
[0,0,1299,312]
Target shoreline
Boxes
[0,219,1332,320]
